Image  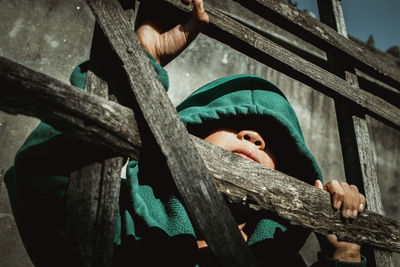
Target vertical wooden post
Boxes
[64,2,135,266]
[317,1,394,266]
[65,68,124,267]
[65,66,125,266]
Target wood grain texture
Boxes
[0,57,399,252]
[66,57,123,266]
[0,56,142,157]
[196,138,400,253]
[317,1,394,265]
[65,162,103,267]
[85,0,258,266]
[235,0,400,90]
[160,0,400,130]
[91,156,123,267]
[206,0,399,110]
[351,115,394,267]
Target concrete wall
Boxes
[0,1,93,266]
[0,1,398,266]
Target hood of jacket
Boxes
[177,74,323,185]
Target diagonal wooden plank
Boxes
[204,0,399,109]
[317,1,395,266]
[0,56,142,156]
[0,57,399,252]
[233,0,400,90]
[85,0,258,266]
[161,0,400,130]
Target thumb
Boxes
[191,0,209,24]
[314,179,323,190]
[182,0,209,39]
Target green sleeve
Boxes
[145,50,170,91]
[312,255,367,267]
[5,52,169,266]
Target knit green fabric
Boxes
[5,52,365,267]
[312,256,367,267]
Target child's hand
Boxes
[135,0,209,66]
[315,180,366,218]
[314,179,366,262]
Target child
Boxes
[5,0,366,266]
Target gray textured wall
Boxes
[0,1,93,266]
[0,1,398,266]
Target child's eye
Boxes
[244,135,250,140]
[255,141,261,146]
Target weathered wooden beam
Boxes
[0,56,399,252]
[85,0,258,266]
[65,161,104,266]
[317,1,395,266]
[356,70,400,109]
[64,2,135,264]
[65,155,123,267]
[233,0,400,90]
[206,0,328,67]
[0,58,142,156]
[65,68,124,267]
[195,137,400,254]
[206,0,398,109]
[160,0,400,130]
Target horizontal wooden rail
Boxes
[1,56,399,252]
[161,0,400,130]
[235,0,400,90]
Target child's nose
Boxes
[237,130,265,150]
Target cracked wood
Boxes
[161,0,400,130]
[0,56,399,253]
[84,0,258,266]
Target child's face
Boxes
[204,129,275,170]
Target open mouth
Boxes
[233,150,259,163]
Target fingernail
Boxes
[359,203,364,212]
[345,209,352,218]
[335,200,342,210]
[352,209,358,218]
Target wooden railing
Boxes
[0,0,399,266]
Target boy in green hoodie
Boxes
[5,0,367,266]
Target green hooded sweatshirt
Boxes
[5,54,366,267]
